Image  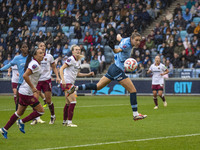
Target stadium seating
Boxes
[69,39,78,45]
[30,20,38,27]
[38,27,46,33]
[46,27,54,32]
[193,17,200,25]
[180,30,187,41]
[62,26,69,33]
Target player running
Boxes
[0,43,45,124]
[32,42,60,125]
[147,55,169,109]
[60,45,94,127]
[0,48,44,139]
[67,33,147,121]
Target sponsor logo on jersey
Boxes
[45,58,47,61]
[67,58,71,62]
[32,64,37,69]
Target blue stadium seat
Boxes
[8,27,14,32]
[69,26,74,33]
[62,26,69,33]
[69,39,78,45]
[46,27,54,32]
[83,45,88,50]
[181,5,186,11]
[186,23,190,30]
[193,17,200,25]
[180,30,187,41]
[64,32,70,37]
[30,26,38,33]
[38,27,46,33]
[1,34,7,39]
[78,38,84,45]
[31,20,38,27]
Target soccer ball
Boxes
[124,58,138,72]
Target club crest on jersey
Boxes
[45,58,47,61]
[32,64,37,69]
[123,45,127,48]
[67,59,71,62]
[158,67,160,69]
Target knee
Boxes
[46,98,52,104]
[153,94,157,98]
[70,100,77,104]
[129,89,137,93]
[39,108,45,115]
[97,86,102,90]
[17,111,23,116]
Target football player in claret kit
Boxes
[60,45,94,127]
[147,55,169,109]
[0,48,44,139]
[31,42,60,125]
[67,33,147,121]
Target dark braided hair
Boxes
[24,48,39,72]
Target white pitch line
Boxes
[36,133,200,150]
[0,104,129,112]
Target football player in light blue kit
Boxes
[0,43,29,110]
[68,32,147,121]
[0,43,28,85]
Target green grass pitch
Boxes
[0,95,200,150]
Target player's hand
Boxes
[7,72,10,77]
[32,87,38,93]
[17,73,19,76]
[56,77,61,84]
[147,70,150,74]
[62,81,66,88]
[89,72,94,76]
[160,73,164,76]
[117,34,122,42]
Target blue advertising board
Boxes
[0,79,200,95]
[165,79,200,94]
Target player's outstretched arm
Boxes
[147,69,151,74]
[77,71,94,77]
[113,48,123,53]
[0,63,12,71]
[161,69,169,76]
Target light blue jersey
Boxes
[114,37,132,71]
[0,54,28,84]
